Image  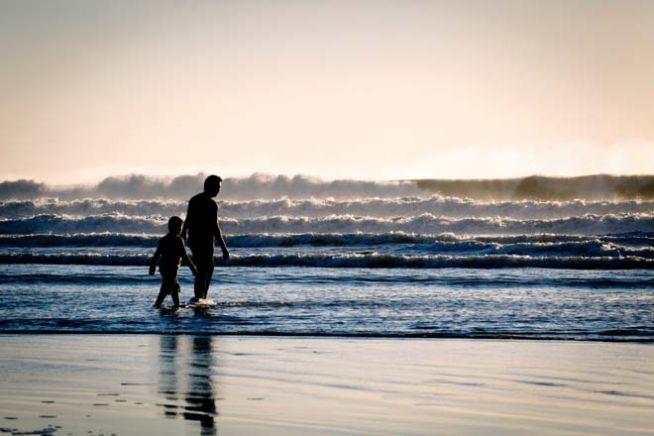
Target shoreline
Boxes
[1,332,652,343]
[1,335,653,435]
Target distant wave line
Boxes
[1,253,652,269]
[0,233,652,258]
[2,231,652,245]
[2,272,653,288]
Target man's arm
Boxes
[181,200,192,240]
[215,223,229,260]
[211,201,229,260]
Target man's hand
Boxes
[222,249,230,261]
[190,265,198,276]
[149,264,156,275]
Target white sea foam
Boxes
[2,197,654,220]
[1,212,653,235]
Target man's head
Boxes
[203,175,223,197]
[168,216,183,235]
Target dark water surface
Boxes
[1,265,652,340]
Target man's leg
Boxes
[202,261,214,299]
[193,257,206,300]
[192,246,214,300]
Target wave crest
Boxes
[2,212,652,235]
[3,196,654,220]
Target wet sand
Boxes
[0,335,653,435]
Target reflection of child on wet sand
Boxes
[149,216,197,308]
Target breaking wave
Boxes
[2,212,653,235]
[0,232,652,256]
[2,197,654,219]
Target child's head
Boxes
[168,216,183,235]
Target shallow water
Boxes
[1,265,652,340]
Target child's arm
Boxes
[149,243,161,275]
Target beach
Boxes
[1,335,653,435]
[1,181,653,435]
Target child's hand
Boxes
[149,265,156,275]
[190,266,198,276]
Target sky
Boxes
[1,0,654,184]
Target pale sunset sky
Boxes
[1,0,654,184]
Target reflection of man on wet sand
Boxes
[181,175,230,302]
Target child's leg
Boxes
[171,279,181,307]
[153,286,167,308]
[154,273,175,308]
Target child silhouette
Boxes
[150,216,197,308]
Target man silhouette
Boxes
[181,175,230,301]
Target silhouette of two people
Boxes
[181,175,230,302]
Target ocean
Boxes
[1,175,653,340]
